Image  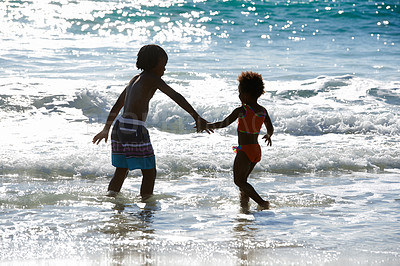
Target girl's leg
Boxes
[239,190,250,208]
[108,167,129,192]
[140,168,156,200]
[239,162,256,207]
[234,151,269,208]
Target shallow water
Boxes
[1,0,400,265]
[1,171,399,265]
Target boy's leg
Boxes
[140,168,156,199]
[234,151,268,207]
[108,167,129,193]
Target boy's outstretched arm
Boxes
[206,107,241,130]
[262,109,274,146]
[92,88,126,145]
[157,80,211,133]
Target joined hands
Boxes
[195,117,214,134]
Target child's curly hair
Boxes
[237,71,265,99]
[136,44,168,71]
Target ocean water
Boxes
[1,0,400,265]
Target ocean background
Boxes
[1,0,399,265]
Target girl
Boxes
[206,71,273,209]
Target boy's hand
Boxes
[92,128,109,145]
[262,134,272,146]
[195,117,213,134]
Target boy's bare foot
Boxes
[257,200,270,210]
[106,190,118,197]
[141,194,154,202]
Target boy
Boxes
[93,44,209,199]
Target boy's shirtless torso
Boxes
[123,72,160,121]
[123,55,168,121]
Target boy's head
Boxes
[136,44,168,71]
[238,71,265,99]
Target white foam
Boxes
[1,74,400,177]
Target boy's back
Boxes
[123,55,168,121]
[123,73,158,121]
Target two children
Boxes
[93,44,273,209]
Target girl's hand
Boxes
[262,134,272,146]
[92,128,109,145]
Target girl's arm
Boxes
[262,108,274,146]
[207,107,242,130]
[92,88,126,144]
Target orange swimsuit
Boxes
[233,105,266,163]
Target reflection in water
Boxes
[106,197,160,265]
[233,205,258,265]
[232,205,283,265]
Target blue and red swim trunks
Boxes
[111,117,156,170]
